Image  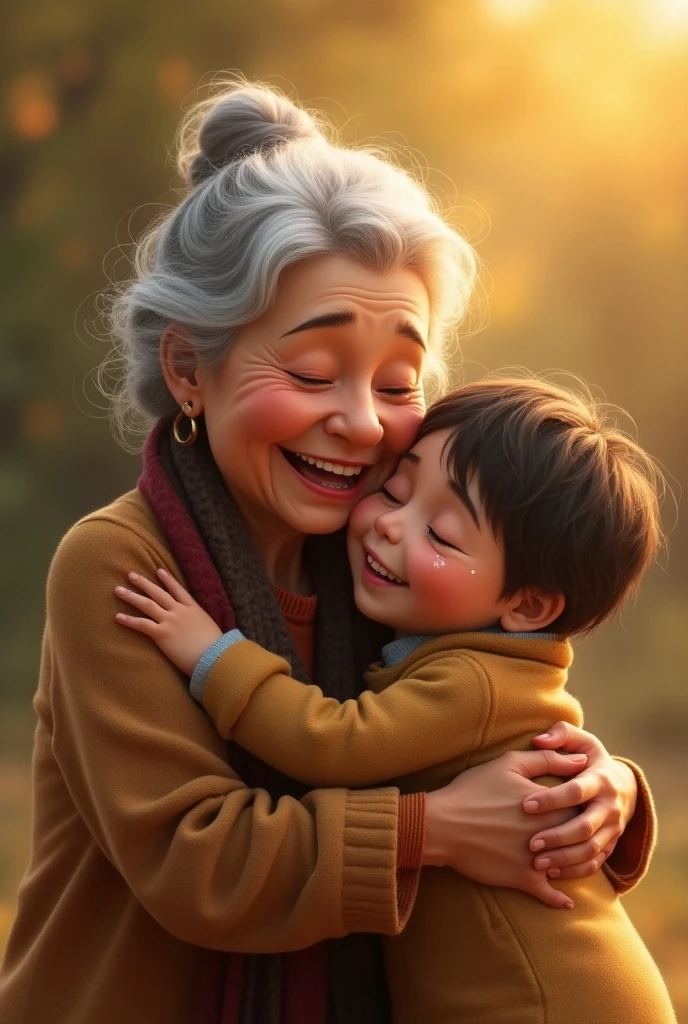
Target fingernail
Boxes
[531,839,545,851]
[116,613,126,621]
[547,868,561,878]
[157,568,166,575]
[128,572,139,581]
[115,586,126,595]
[535,732,551,739]
[524,799,539,812]
[564,900,573,910]
[535,857,551,870]
[570,754,587,762]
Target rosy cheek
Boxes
[348,494,381,540]
[236,385,325,443]
[381,405,425,458]
[410,552,479,613]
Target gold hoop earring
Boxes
[173,401,198,446]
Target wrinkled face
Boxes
[347,429,510,635]
[195,256,430,536]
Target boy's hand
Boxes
[115,568,222,677]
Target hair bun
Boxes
[178,83,321,187]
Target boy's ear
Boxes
[500,589,565,634]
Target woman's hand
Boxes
[423,748,588,909]
[524,722,638,880]
[115,569,222,677]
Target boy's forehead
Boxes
[402,430,485,528]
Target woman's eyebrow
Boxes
[281,311,355,336]
[280,311,427,349]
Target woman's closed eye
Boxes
[287,371,332,386]
[377,385,416,396]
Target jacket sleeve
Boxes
[46,516,404,953]
[604,758,657,894]
[202,638,491,786]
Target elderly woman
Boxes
[0,82,652,1024]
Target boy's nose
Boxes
[374,510,403,544]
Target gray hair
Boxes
[104,78,478,440]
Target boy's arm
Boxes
[196,635,491,787]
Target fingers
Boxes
[527,875,574,910]
[530,799,607,853]
[523,769,603,814]
[546,850,609,881]
[125,572,176,610]
[533,821,620,869]
[115,585,167,622]
[115,611,160,637]
[532,722,603,757]
[511,748,587,782]
[156,568,193,604]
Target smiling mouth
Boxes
[280,448,369,491]
[365,550,408,586]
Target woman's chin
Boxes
[287,505,355,536]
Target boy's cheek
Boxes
[347,494,381,539]
[409,557,483,619]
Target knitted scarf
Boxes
[138,416,393,1024]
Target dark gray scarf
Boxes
[142,417,392,1024]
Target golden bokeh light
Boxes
[8,73,59,141]
[156,58,193,101]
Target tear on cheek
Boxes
[433,555,446,569]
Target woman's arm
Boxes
[48,515,404,953]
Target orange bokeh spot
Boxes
[156,58,193,102]
[22,398,67,444]
[9,73,59,141]
[57,238,90,271]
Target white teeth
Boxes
[295,453,363,476]
[367,554,405,585]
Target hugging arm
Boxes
[200,637,653,892]
[117,571,654,905]
[201,639,494,786]
[50,518,408,953]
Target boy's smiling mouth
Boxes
[363,546,408,586]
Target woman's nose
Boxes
[325,394,384,448]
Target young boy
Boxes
[115,378,675,1023]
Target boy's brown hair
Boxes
[417,377,664,636]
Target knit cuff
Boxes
[396,792,425,927]
[604,757,657,895]
[341,788,403,936]
[190,628,245,702]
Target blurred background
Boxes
[1,0,686,1014]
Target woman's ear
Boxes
[500,589,565,634]
[159,325,204,412]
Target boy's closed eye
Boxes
[427,525,464,553]
[380,485,402,504]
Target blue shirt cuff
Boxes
[190,628,246,703]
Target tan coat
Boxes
[199,632,674,1023]
[0,491,408,1024]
